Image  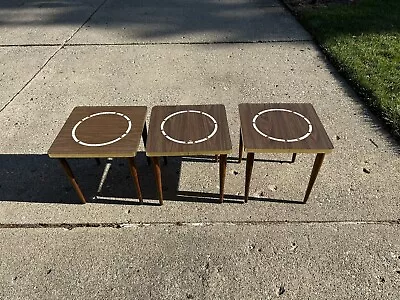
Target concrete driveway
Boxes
[0,0,399,299]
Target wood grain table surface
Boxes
[146,104,232,156]
[47,106,148,204]
[238,103,334,203]
[239,103,333,153]
[48,106,147,158]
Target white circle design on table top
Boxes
[160,110,218,144]
[71,111,132,147]
[252,108,312,143]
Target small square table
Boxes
[238,103,334,202]
[146,104,232,204]
[48,106,148,204]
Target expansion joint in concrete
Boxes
[0,219,399,230]
[65,40,313,46]
[0,39,312,48]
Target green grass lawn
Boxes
[296,0,400,137]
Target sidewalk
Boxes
[0,0,399,299]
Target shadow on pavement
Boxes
[181,155,297,164]
[0,152,161,204]
[175,190,305,204]
[0,0,305,43]
[0,153,304,205]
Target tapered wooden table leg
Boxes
[244,152,255,203]
[128,157,143,204]
[141,122,151,166]
[58,158,86,204]
[143,123,167,165]
[219,154,227,203]
[151,157,163,205]
[142,122,148,146]
[238,103,333,204]
[304,153,325,203]
[146,105,232,204]
[239,130,243,163]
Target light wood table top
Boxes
[239,103,333,153]
[146,104,232,156]
[48,106,147,158]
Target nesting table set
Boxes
[48,103,333,205]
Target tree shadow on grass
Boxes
[293,0,400,141]
[298,0,400,39]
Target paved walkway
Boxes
[0,0,399,299]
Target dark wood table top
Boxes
[239,103,333,153]
[146,104,232,156]
[48,106,147,158]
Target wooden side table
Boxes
[238,103,334,203]
[48,106,148,204]
[146,104,232,204]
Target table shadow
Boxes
[0,153,302,205]
[173,191,305,205]
[181,154,296,164]
[0,153,167,205]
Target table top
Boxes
[48,106,147,158]
[239,103,333,153]
[146,104,232,156]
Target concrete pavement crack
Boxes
[0,39,312,48]
[65,39,313,46]
[0,0,109,113]
[0,220,399,229]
